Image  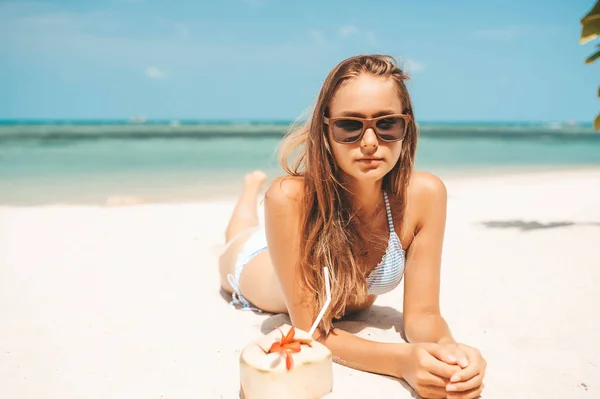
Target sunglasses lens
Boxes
[375,117,406,141]
[332,119,364,143]
[330,116,407,143]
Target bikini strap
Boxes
[382,191,395,233]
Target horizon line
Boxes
[0,118,593,125]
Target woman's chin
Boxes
[344,167,390,182]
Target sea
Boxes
[1,119,600,206]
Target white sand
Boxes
[1,168,599,398]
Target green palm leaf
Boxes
[580,2,600,130]
[586,48,600,63]
[580,1,600,44]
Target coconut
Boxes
[239,324,333,399]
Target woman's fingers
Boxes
[418,370,450,387]
[422,352,462,379]
[454,347,470,368]
[426,342,460,365]
[426,343,470,369]
[451,346,486,383]
[411,345,485,399]
[416,384,452,399]
[447,372,484,392]
[447,383,485,399]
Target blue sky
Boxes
[0,0,598,122]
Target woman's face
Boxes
[327,73,404,184]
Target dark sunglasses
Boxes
[325,114,410,144]
[323,113,411,144]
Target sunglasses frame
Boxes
[323,113,412,144]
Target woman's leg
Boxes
[219,171,267,292]
[224,170,267,242]
[218,171,287,313]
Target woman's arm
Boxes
[263,175,469,399]
[264,177,408,379]
[402,173,488,397]
[402,173,455,345]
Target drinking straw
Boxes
[308,267,331,337]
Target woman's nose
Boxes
[360,128,378,151]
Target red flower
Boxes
[265,326,312,371]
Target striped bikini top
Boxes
[365,191,406,295]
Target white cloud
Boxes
[145,66,166,79]
[404,59,425,74]
[472,27,522,41]
[338,25,359,38]
[394,57,425,74]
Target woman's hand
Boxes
[442,343,487,399]
[399,343,463,399]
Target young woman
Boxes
[219,54,486,399]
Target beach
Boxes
[1,167,599,399]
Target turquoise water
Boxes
[1,120,600,205]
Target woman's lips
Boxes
[356,157,383,163]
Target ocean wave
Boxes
[0,124,289,142]
[0,122,599,142]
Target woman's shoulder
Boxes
[264,175,305,209]
[407,171,447,201]
[405,171,448,229]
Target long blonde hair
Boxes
[278,54,418,334]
